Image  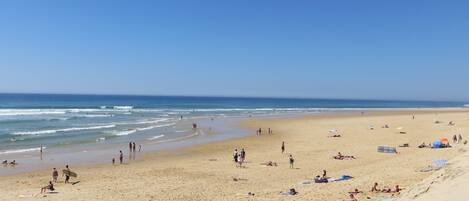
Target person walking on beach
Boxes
[233,149,238,164]
[63,165,70,184]
[289,155,295,169]
[453,135,458,143]
[129,142,132,152]
[112,158,115,165]
[281,141,285,154]
[139,145,142,152]
[132,142,136,152]
[240,148,246,163]
[459,135,463,143]
[52,168,58,183]
[237,153,243,167]
[119,150,123,164]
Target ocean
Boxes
[0,93,465,174]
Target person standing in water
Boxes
[132,142,136,152]
[129,142,132,152]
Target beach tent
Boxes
[440,138,449,144]
[432,141,442,148]
[377,146,397,153]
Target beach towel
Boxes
[377,146,397,153]
[328,175,353,182]
[432,160,448,168]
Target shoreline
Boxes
[0,108,468,200]
[2,107,465,176]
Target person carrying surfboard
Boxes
[63,165,71,184]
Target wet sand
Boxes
[0,109,468,201]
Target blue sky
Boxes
[0,0,468,101]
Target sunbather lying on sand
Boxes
[333,152,356,160]
[348,189,363,195]
[344,193,358,201]
[40,181,54,194]
[328,134,341,138]
[280,188,298,196]
[260,161,278,166]
[418,142,428,148]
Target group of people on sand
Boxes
[113,142,143,164]
[343,183,401,200]
[2,159,17,167]
[256,128,273,135]
[233,148,246,167]
[371,182,402,194]
[452,134,464,144]
[41,165,75,194]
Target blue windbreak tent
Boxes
[377,146,397,153]
[432,141,442,148]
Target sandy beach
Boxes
[1,109,468,201]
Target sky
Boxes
[0,0,468,101]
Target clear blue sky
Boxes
[1,0,468,101]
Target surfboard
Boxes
[62,169,77,177]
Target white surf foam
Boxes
[115,129,137,136]
[112,123,176,136]
[0,147,45,155]
[12,124,116,135]
[113,106,134,110]
[0,109,66,116]
[147,135,165,140]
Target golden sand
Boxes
[1,109,468,201]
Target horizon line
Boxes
[0,92,466,103]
